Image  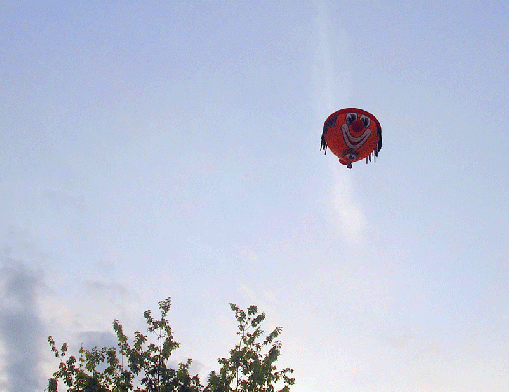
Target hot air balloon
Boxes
[321,108,382,168]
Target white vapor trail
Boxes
[312,1,367,247]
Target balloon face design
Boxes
[321,108,382,168]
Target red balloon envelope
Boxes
[321,108,382,168]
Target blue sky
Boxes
[1,1,509,391]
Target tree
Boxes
[47,298,294,392]
[206,304,294,392]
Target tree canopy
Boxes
[47,298,294,392]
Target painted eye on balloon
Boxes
[360,115,371,128]
[346,113,357,124]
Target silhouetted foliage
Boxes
[47,298,294,392]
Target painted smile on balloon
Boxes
[341,123,371,150]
